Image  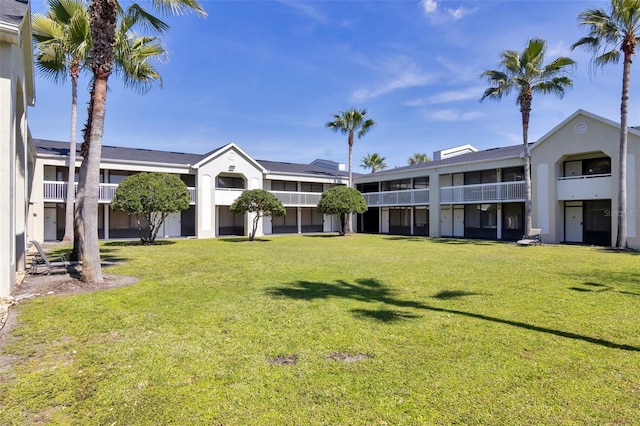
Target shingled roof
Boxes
[256,159,350,178]
[32,139,351,177]
[0,0,28,28]
[33,139,206,165]
[368,143,526,176]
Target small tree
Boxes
[230,189,286,241]
[111,172,190,244]
[317,186,367,236]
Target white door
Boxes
[565,206,583,243]
[163,212,181,237]
[380,209,389,233]
[453,206,465,237]
[440,206,452,237]
[44,207,57,241]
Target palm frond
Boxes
[151,0,207,17]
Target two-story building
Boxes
[30,140,348,242]
[354,109,639,249]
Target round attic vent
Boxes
[574,121,588,135]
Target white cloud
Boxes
[421,0,438,14]
[406,86,484,106]
[429,110,483,122]
[352,59,436,101]
[446,6,477,21]
[277,0,326,23]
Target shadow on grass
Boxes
[268,278,640,352]
[50,246,129,264]
[103,240,176,247]
[352,308,421,323]
[220,238,271,243]
[598,247,640,256]
[569,281,640,297]
[428,238,496,246]
[432,290,483,300]
[565,270,640,296]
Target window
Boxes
[301,182,323,192]
[181,174,196,187]
[502,203,524,241]
[413,177,429,189]
[583,157,611,175]
[272,207,298,233]
[109,171,131,184]
[464,204,497,239]
[358,182,379,193]
[217,176,244,189]
[502,167,524,182]
[464,169,497,185]
[381,179,410,191]
[271,180,297,191]
[414,208,429,236]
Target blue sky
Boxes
[28,0,638,169]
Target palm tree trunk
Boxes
[520,92,533,237]
[616,54,630,248]
[347,131,354,233]
[79,0,117,282]
[81,76,106,283]
[62,65,79,242]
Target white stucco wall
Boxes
[195,145,264,239]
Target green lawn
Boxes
[1,235,639,425]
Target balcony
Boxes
[557,174,612,200]
[362,189,430,207]
[270,190,322,207]
[43,181,197,204]
[214,188,244,206]
[440,181,525,204]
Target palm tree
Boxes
[325,108,376,234]
[77,0,203,283]
[33,0,166,248]
[481,38,575,238]
[408,152,431,165]
[33,0,91,243]
[571,0,640,249]
[361,153,387,173]
[325,108,376,188]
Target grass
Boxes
[1,234,639,425]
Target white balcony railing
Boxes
[270,190,323,207]
[440,181,525,204]
[362,189,430,207]
[43,181,197,204]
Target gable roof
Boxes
[532,109,640,152]
[192,142,267,172]
[32,139,350,178]
[33,139,205,166]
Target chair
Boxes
[28,240,77,275]
[516,228,542,246]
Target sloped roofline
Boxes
[191,142,267,172]
[532,109,640,151]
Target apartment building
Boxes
[355,109,639,249]
[30,140,348,242]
